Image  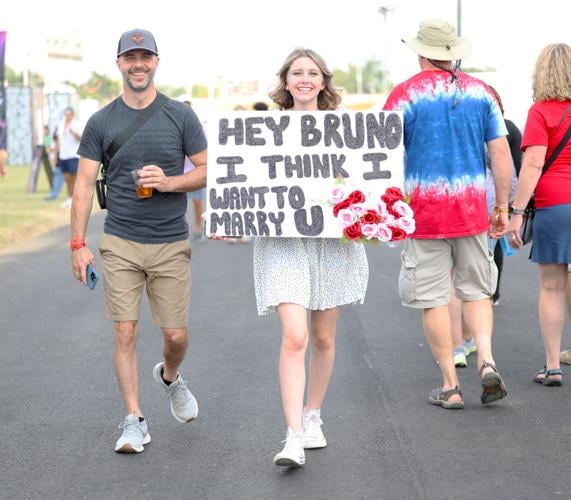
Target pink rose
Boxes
[392,200,414,218]
[379,211,395,224]
[330,186,347,204]
[395,216,416,234]
[361,223,378,240]
[338,208,358,227]
[350,203,368,217]
[376,223,392,242]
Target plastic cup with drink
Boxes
[130,169,153,199]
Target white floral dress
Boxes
[253,237,369,316]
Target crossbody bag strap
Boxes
[101,92,169,175]
[541,102,571,175]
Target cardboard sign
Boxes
[206,110,404,237]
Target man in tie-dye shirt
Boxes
[383,19,513,410]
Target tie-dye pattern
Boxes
[384,70,507,238]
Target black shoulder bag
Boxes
[520,106,571,245]
[96,93,169,209]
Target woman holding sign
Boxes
[254,48,369,468]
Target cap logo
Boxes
[132,33,144,45]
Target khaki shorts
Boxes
[99,234,192,328]
[399,232,497,309]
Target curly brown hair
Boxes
[532,43,571,102]
[269,48,342,111]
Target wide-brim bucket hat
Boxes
[402,18,471,60]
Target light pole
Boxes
[457,0,462,36]
[377,2,396,83]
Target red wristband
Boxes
[70,238,86,251]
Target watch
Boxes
[509,206,526,215]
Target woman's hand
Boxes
[507,214,523,248]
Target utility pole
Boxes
[377,2,396,88]
[457,0,462,35]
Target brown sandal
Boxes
[428,385,464,410]
[479,361,508,404]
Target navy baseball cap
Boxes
[117,29,158,57]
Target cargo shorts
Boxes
[398,232,497,309]
[99,233,192,328]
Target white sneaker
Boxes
[114,413,151,453]
[302,408,327,449]
[59,197,72,208]
[273,428,305,467]
[454,351,468,368]
[153,362,198,423]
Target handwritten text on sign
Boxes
[206,110,404,237]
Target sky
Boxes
[2,0,570,127]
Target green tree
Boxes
[63,72,121,101]
[5,65,23,85]
[4,65,44,87]
[156,85,187,99]
[333,58,391,94]
[28,71,45,87]
[192,84,209,99]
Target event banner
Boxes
[0,32,6,150]
[206,109,404,238]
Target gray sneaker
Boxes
[115,413,151,453]
[560,349,571,365]
[152,362,198,423]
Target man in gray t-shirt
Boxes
[70,28,207,454]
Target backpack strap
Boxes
[101,92,169,176]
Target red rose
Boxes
[381,187,404,205]
[361,209,381,225]
[333,199,351,217]
[347,190,366,204]
[343,222,363,240]
[387,205,400,218]
[390,226,406,241]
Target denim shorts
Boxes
[58,157,79,174]
[530,203,571,264]
[187,188,206,201]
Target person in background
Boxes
[252,101,269,111]
[183,100,206,240]
[559,273,571,364]
[53,107,82,208]
[256,48,368,468]
[508,43,571,386]
[45,128,65,201]
[451,86,519,367]
[70,28,207,453]
[488,85,522,306]
[384,19,512,409]
[0,148,7,177]
[450,284,477,367]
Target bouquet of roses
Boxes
[330,178,415,245]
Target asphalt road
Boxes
[1,209,569,500]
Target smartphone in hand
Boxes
[86,264,100,290]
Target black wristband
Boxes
[509,206,526,215]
